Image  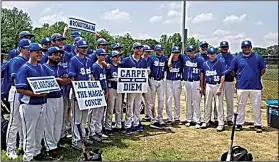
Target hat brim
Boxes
[97,53,108,55]
[220,45,229,48]
[143,49,153,52]
[21,34,34,38]
[133,45,144,49]
[112,46,123,49]
[241,45,252,48]
[172,51,180,53]
[77,45,89,48]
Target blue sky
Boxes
[2,1,278,52]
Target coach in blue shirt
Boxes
[229,40,266,133]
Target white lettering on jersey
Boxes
[100,73,106,80]
[112,72,118,78]
[169,68,180,73]
[186,61,197,67]
[80,68,85,75]
[205,70,217,76]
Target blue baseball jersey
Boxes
[143,57,152,70]
[149,55,168,80]
[217,52,235,82]
[43,63,67,98]
[15,62,48,105]
[196,52,209,62]
[92,63,107,91]
[68,55,92,81]
[71,45,90,57]
[181,55,203,81]
[166,59,182,80]
[89,52,97,63]
[201,59,225,84]
[229,52,266,90]
[9,56,28,84]
[106,63,119,89]
[59,51,74,70]
[8,48,20,61]
[120,56,148,68]
[39,52,48,63]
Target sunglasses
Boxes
[56,39,64,42]
[201,46,208,48]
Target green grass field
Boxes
[1,79,278,161]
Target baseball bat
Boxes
[226,113,238,161]
[76,123,89,161]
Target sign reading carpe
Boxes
[27,76,60,94]
[72,81,106,110]
[68,17,96,33]
[117,68,148,93]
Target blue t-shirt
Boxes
[166,59,182,80]
[68,56,92,81]
[149,55,168,80]
[229,52,266,90]
[106,63,119,90]
[120,56,148,69]
[15,62,48,105]
[217,52,234,82]
[8,48,20,61]
[201,59,225,84]
[43,63,67,98]
[9,55,28,84]
[92,63,107,91]
[181,55,203,81]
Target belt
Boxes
[207,82,220,85]
[150,77,163,81]
[185,79,199,82]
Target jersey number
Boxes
[213,76,220,82]
[192,68,199,74]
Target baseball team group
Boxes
[2,26,266,161]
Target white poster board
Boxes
[117,68,148,93]
[27,76,60,94]
[68,17,96,33]
[72,81,107,110]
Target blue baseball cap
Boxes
[207,47,217,54]
[132,42,144,49]
[111,50,122,57]
[51,33,66,41]
[154,44,164,51]
[17,39,31,48]
[40,37,51,44]
[171,46,180,53]
[112,43,123,49]
[95,48,108,55]
[63,44,72,53]
[76,40,89,48]
[47,47,64,56]
[186,45,196,52]
[71,31,82,37]
[142,45,153,52]
[28,43,45,52]
[96,38,108,45]
[74,36,84,42]
[199,41,208,47]
[220,41,229,48]
[18,31,34,39]
[241,40,252,48]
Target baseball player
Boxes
[196,41,218,126]
[165,47,182,125]
[43,47,70,158]
[120,42,147,135]
[88,48,109,141]
[89,38,109,63]
[181,45,204,128]
[104,50,123,135]
[216,41,234,126]
[68,40,94,150]
[15,43,48,161]
[149,44,168,128]
[229,40,266,133]
[6,39,31,159]
[39,37,51,63]
[200,47,226,132]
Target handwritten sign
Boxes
[68,17,96,33]
[27,76,60,94]
[117,68,148,93]
[72,81,106,110]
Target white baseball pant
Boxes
[6,86,23,153]
[184,81,201,123]
[19,104,45,161]
[88,107,104,136]
[236,90,262,126]
[125,93,142,129]
[166,80,181,121]
[142,81,155,121]
[71,100,88,146]
[44,97,64,151]
[202,90,218,122]
[105,88,123,130]
[150,79,164,124]
[61,97,71,138]
[204,84,224,126]
[223,81,234,121]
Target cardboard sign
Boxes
[117,68,148,93]
[68,17,96,33]
[27,76,60,94]
[72,81,107,110]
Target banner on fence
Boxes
[68,17,96,33]
[27,76,60,94]
[117,68,148,93]
[72,81,106,110]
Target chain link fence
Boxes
[262,65,278,100]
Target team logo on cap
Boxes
[222,42,226,45]
[244,41,248,45]
[46,38,50,41]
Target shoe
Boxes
[96,132,108,138]
[135,125,144,132]
[150,122,162,129]
[33,153,44,161]
[201,123,209,129]
[195,124,201,129]
[216,125,225,132]
[174,120,180,125]
[142,117,151,122]
[125,128,133,135]
[185,122,191,127]
[227,121,233,126]
[59,136,71,145]
[49,149,57,158]
[84,139,93,145]
[166,121,173,125]
[72,144,82,151]
[254,126,262,133]
[214,121,219,127]
[105,130,114,136]
[89,135,102,142]
[6,151,18,159]
[235,125,243,131]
